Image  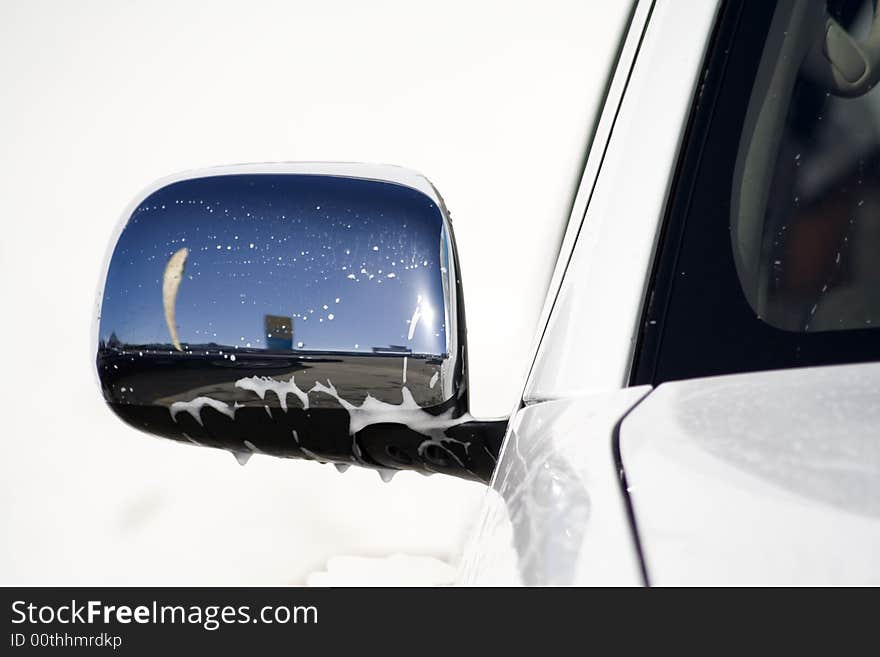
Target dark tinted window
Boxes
[634,0,880,385]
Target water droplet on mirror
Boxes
[377,468,396,483]
[232,451,252,466]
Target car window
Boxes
[732,0,880,332]
[634,0,880,385]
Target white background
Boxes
[0,0,629,584]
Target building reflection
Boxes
[264,314,293,351]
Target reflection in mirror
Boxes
[96,168,503,482]
[101,174,450,356]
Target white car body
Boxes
[461,0,880,585]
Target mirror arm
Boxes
[351,414,507,484]
[441,417,507,483]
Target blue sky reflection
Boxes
[100,174,449,355]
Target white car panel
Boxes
[459,386,650,586]
[524,0,650,370]
[621,362,880,585]
[525,0,722,401]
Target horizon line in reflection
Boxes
[98,337,447,360]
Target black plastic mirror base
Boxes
[97,342,505,483]
[103,391,505,483]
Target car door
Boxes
[464,0,880,586]
[623,0,880,585]
[459,0,723,586]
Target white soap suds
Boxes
[309,380,470,437]
[301,446,322,461]
[181,432,204,446]
[232,450,252,466]
[377,468,396,483]
[168,377,475,475]
[169,397,237,426]
[235,375,309,411]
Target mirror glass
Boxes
[99,173,451,357]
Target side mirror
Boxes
[95,164,504,482]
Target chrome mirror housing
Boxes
[95,164,503,482]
